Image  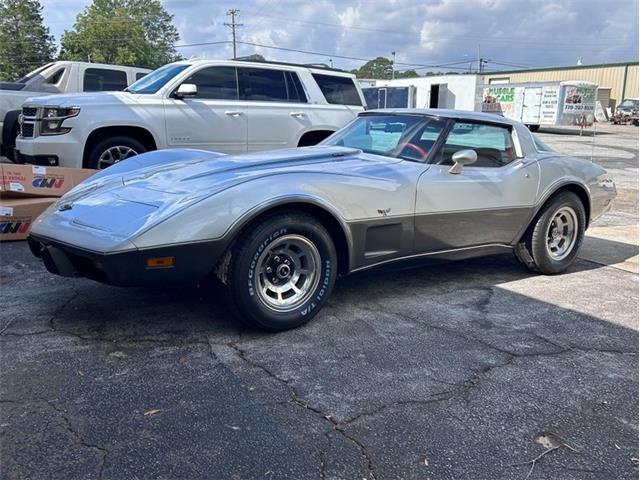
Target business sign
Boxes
[562,86,596,113]
[540,86,560,125]
[482,87,515,114]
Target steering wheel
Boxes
[397,142,429,160]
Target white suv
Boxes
[15,60,366,169]
[0,61,150,160]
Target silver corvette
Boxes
[28,109,616,330]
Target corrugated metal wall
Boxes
[484,63,638,107]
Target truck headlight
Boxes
[40,106,80,135]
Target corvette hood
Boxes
[120,146,377,194]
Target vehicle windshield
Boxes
[619,99,639,109]
[125,63,189,94]
[321,114,447,161]
[16,63,54,83]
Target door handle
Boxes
[225,111,243,116]
[289,111,306,117]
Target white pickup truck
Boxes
[1,61,150,160]
[15,59,366,169]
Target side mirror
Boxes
[449,149,477,174]
[174,83,197,99]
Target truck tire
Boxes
[226,211,337,331]
[527,124,540,132]
[86,136,146,170]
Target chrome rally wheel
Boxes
[227,211,337,331]
[545,206,578,261]
[254,234,322,312]
[518,191,585,275]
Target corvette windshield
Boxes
[322,114,446,161]
[125,64,189,94]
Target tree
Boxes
[351,57,421,79]
[59,0,181,69]
[0,0,55,81]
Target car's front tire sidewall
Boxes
[229,217,337,331]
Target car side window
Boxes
[83,68,128,92]
[238,67,291,102]
[135,72,148,81]
[312,73,363,106]
[183,66,239,100]
[285,71,308,103]
[45,68,65,85]
[437,122,516,167]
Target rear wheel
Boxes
[516,191,586,274]
[226,211,337,331]
[86,136,146,170]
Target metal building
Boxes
[483,61,638,111]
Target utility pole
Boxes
[391,51,396,80]
[225,9,243,59]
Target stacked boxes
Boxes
[0,164,96,241]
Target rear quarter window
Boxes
[83,68,128,92]
[312,73,362,106]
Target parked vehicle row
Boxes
[13,59,366,169]
[27,109,616,330]
[0,61,151,160]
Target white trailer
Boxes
[476,80,598,131]
[359,74,481,111]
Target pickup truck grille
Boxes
[20,123,34,137]
[22,107,37,117]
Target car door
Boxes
[414,120,540,252]
[238,67,309,152]
[163,66,247,154]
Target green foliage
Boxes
[0,0,55,81]
[352,57,422,79]
[59,0,181,69]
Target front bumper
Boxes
[28,234,228,287]
[16,131,84,169]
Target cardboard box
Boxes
[0,197,56,241]
[0,164,97,198]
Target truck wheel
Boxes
[527,124,540,132]
[87,136,146,170]
[518,192,585,274]
[226,211,337,331]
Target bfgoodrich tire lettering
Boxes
[227,211,337,330]
[521,191,586,274]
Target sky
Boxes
[40,0,639,73]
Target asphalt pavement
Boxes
[1,123,638,480]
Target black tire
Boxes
[527,124,540,132]
[86,136,146,169]
[518,192,586,274]
[227,211,337,331]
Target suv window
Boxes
[135,72,147,81]
[183,66,238,100]
[83,68,128,92]
[437,122,516,167]
[285,71,307,103]
[312,74,362,106]
[238,68,288,102]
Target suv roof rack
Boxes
[233,57,348,73]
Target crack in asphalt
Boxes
[217,341,379,480]
[1,398,108,479]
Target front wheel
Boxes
[517,192,586,274]
[227,211,337,331]
[86,136,146,170]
